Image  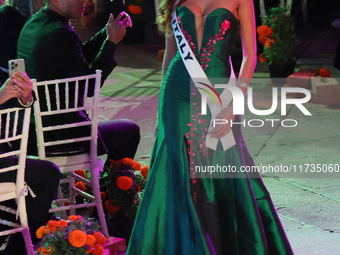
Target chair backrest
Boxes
[32,70,102,161]
[0,107,31,190]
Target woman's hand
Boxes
[208,103,235,139]
[11,72,33,105]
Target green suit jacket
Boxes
[17,7,118,156]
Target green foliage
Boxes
[261,6,297,64]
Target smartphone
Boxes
[110,0,125,20]
[8,59,25,77]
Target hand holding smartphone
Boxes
[8,59,25,78]
[110,0,125,20]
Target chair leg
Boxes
[22,227,34,255]
[56,185,67,219]
[91,160,108,237]
[93,185,108,236]
[69,173,76,215]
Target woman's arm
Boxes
[208,0,257,139]
[237,0,257,94]
[161,34,178,83]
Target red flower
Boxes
[100,191,106,200]
[104,200,120,213]
[46,220,57,233]
[75,181,86,192]
[264,37,275,48]
[74,170,86,178]
[116,176,133,191]
[86,234,96,247]
[128,4,142,15]
[258,35,267,45]
[141,166,149,178]
[91,243,104,255]
[116,157,134,167]
[68,215,83,221]
[134,161,142,170]
[319,68,331,77]
[68,230,87,248]
[221,20,230,31]
[36,226,46,239]
[258,53,267,63]
[257,25,273,37]
[93,232,106,245]
[56,220,67,228]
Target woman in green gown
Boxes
[127,0,294,254]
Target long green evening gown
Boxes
[126,6,294,255]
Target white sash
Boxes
[171,10,235,151]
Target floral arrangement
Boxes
[100,158,148,220]
[60,170,92,205]
[63,158,148,220]
[257,5,297,64]
[124,0,148,19]
[36,215,106,255]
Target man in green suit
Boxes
[17,0,141,161]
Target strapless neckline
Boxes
[178,5,239,22]
[176,5,239,54]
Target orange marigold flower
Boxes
[86,234,96,247]
[36,226,46,239]
[319,67,331,77]
[56,220,68,228]
[128,4,142,15]
[104,200,120,213]
[38,246,43,253]
[93,232,106,245]
[258,53,267,63]
[256,25,273,37]
[274,16,278,21]
[75,181,86,191]
[74,169,86,178]
[141,166,149,178]
[116,176,133,190]
[258,35,267,45]
[108,159,115,163]
[100,191,106,200]
[264,37,275,48]
[68,230,87,248]
[46,220,57,233]
[117,157,134,167]
[91,243,104,255]
[137,185,141,192]
[68,215,83,221]
[133,161,142,170]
